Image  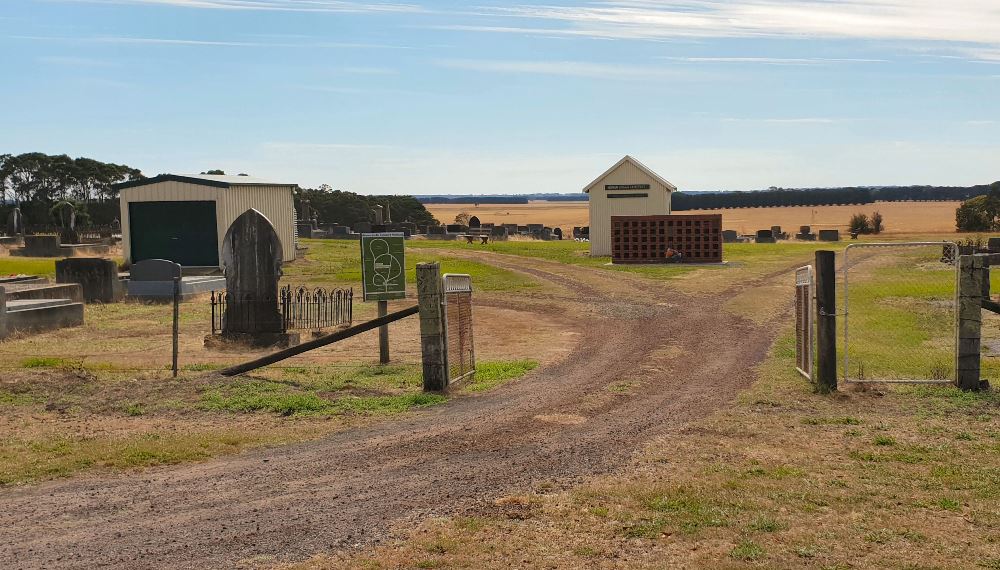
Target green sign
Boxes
[361,232,406,301]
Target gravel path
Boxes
[1,254,782,569]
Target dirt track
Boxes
[0,253,785,569]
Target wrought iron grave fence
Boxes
[211,286,353,334]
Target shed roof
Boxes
[582,155,677,194]
[114,173,298,191]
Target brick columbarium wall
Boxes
[611,214,723,264]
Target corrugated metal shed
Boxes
[583,156,676,257]
[115,174,298,266]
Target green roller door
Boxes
[129,201,219,266]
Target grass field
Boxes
[425,200,963,235]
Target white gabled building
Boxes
[583,156,677,257]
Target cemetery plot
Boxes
[843,242,959,383]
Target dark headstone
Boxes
[469,216,481,228]
[799,225,811,235]
[371,224,387,233]
[56,258,124,303]
[553,227,563,240]
[446,224,468,234]
[131,259,182,282]
[427,225,446,236]
[722,230,739,243]
[989,238,1000,254]
[755,229,776,244]
[818,229,841,242]
[581,226,590,238]
[6,207,23,236]
[490,226,509,239]
[354,221,373,234]
[221,209,284,335]
[22,235,61,256]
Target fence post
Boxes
[815,250,837,392]
[378,300,390,364]
[955,254,984,391]
[172,277,180,378]
[0,286,7,340]
[417,263,448,392]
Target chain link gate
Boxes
[795,265,815,380]
[843,242,958,384]
[443,273,475,383]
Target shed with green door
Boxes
[115,174,298,268]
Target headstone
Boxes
[722,230,739,243]
[490,226,509,239]
[56,258,123,303]
[755,229,776,244]
[988,237,1000,253]
[354,221,373,234]
[6,207,23,236]
[573,226,582,239]
[371,224,387,233]
[771,226,785,240]
[799,225,811,235]
[553,227,563,240]
[818,229,841,242]
[22,235,61,256]
[469,216,481,228]
[220,209,290,343]
[581,226,590,238]
[131,258,182,282]
[446,224,468,234]
[427,225,446,236]
[517,225,529,234]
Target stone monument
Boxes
[219,209,297,347]
[6,207,23,236]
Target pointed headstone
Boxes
[221,209,284,335]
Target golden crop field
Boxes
[426,200,963,235]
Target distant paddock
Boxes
[424,200,963,235]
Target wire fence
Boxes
[842,242,958,383]
[443,274,475,384]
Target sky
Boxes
[2,0,998,194]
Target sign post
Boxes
[361,233,406,364]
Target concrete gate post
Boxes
[956,254,985,391]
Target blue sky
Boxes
[2,0,998,194]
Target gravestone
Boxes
[722,230,739,243]
[220,209,297,347]
[22,235,61,256]
[354,221,373,234]
[818,229,841,242]
[988,237,1000,253]
[490,226,509,240]
[427,225,446,236]
[755,229,776,244]
[6,207,23,236]
[446,224,468,234]
[131,259,183,282]
[56,258,123,303]
[469,216,481,228]
[553,227,563,240]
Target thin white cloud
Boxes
[435,58,694,79]
[51,0,421,13]
[262,141,394,150]
[477,1,999,44]
[720,117,844,124]
[660,56,888,65]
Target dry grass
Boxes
[286,335,999,570]
[425,200,963,235]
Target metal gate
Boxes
[443,273,475,383]
[843,242,958,384]
[795,265,814,380]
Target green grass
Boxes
[21,357,78,369]
[0,430,285,486]
[0,257,58,278]
[463,360,538,392]
[285,239,537,292]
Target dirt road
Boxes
[1,254,784,569]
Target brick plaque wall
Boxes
[611,214,723,264]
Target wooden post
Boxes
[378,300,390,364]
[0,286,7,340]
[172,277,180,378]
[815,250,837,392]
[417,263,448,392]
[956,254,984,391]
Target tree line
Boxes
[672,184,996,211]
[296,185,438,227]
[0,152,144,227]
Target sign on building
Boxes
[361,232,406,301]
